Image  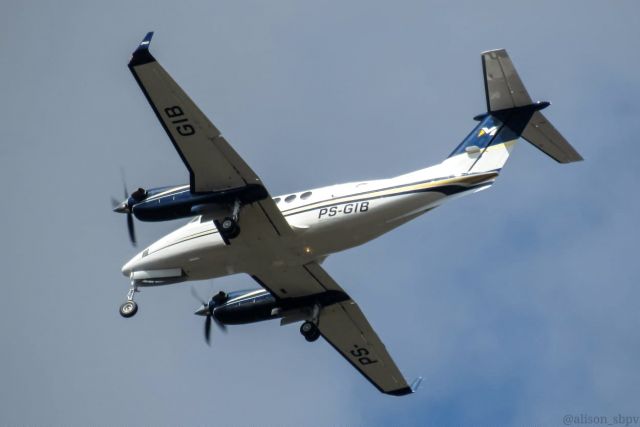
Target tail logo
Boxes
[478,126,498,137]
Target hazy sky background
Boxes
[1,1,639,425]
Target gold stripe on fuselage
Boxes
[281,171,499,216]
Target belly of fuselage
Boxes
[128,189,447,284]
[284,190,447,255]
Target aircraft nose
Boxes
[121,253,142,277]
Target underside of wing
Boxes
[521,111,584,163]
[251,261,342,299]
[128,33,294,239]
[319,299,412,396]
[128,32,261,193]
[229,198,294,243]
[250,262,413,395]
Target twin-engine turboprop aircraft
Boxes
[115,32,582,396]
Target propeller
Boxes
[192,287,228,345]
[111,173,146,246]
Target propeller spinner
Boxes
[192,289,228,345]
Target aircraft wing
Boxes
[251,262,414,396]
[128,32,293,238]
[128,32,259,193]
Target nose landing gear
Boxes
[119,282,139,318]
[119,300,138,317]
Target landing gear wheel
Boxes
[119,301,138,318]
[300,321,320,342]
[221,217,240,239]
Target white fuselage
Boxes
[121,145,508,286]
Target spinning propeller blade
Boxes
[111,172,138,246]
[204,315,212,345]
[192,287,228,345]
[190,287,206,305]
[110,197,120,209]
[127,213,136,246]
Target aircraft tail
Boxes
[442,49,582,175]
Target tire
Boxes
[221,217,240,239]
[301,321,320,341]
[227,224,240,239]
[119,301,138,318]
[305,328,321,342]
[300,321,316,335]
[221,217,235,231]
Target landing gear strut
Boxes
[119,282,139,318]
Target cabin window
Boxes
[285,194,296,203]
[273,197,281,204]
[300,191,312,200]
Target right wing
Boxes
[128,32,294,238]
[251,262,413,396]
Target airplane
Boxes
[115,32,582,396]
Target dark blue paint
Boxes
[448,115,504,158]
[130,183,268,222]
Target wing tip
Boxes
[411,376,423,393]
[386,386,413,396]
[129,31,156,67]
[385,376,423,396]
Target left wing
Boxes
[251,262,413,396]
[319,298,413,396]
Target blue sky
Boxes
[1,1,639,425]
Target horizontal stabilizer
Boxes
[522,111,583,163]
[482,49,532,112]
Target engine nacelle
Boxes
[211,288,351,326]
[213,289,278,325]
[132,183,268,222]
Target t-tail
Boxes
[442,49,583,175]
